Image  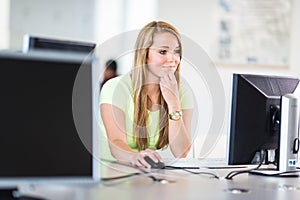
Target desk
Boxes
[17,161,300,200]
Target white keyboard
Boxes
[163,157,229,169]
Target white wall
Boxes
[5,0,300,74]
[289,0,300,75]
[9,0,96,50]
[157,0,215,54]
[7,0,157,72]
[95,0,157,75]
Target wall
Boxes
[7,0,157,79]
[94,0,157,75]
[9,0,96,50]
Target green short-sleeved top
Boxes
[99,73,194,152]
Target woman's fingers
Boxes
[160,73,179,106]
[132,149,162,168]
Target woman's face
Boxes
[147,32,181,79]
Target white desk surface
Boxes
[17,160,300,200]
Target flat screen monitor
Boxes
[22,35,96,54]
[0,51,100,188]
[228,73,300,165]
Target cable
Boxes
[101,164,220,182]
[100,160,172,183]
[225,168,256,180]
[249,170,300,177]
[101,172,141,181]
[181,169,220,179]
[164,166,200,170]
[224,151,300,179]
[164,166,220,179]
[225,151,265,180]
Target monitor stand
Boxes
[0,188,47,200]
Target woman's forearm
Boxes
[168,118,192,157]
[108,139,137,164]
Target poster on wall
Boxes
[214,0,292,67]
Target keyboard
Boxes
[163,157,239,169]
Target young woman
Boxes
[100,21,194,168]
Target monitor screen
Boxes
[228,73,300,165]
[22,35,96,54]
[0,52,99,182]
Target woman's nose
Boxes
[167,52,176,61]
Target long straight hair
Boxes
[131,21,182,151]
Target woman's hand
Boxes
[131,149,162,169]
[160,73,180,110]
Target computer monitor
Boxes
[0,51,100,198]
[22,35,96,54]
[228,73,300,165]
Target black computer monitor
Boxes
[22,35,96,54]
[0,51,100,198]
[228,73,300,165]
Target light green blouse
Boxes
[99,73,194,158]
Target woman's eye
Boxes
[175,50,181,55]
[159,50,168,55]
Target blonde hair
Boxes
[131,21,182,151]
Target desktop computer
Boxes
[277,94,299,171]
[22,35,96,54]
[228,73,300,172]
[0,51,100,199]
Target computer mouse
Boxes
[144,156,165,169]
